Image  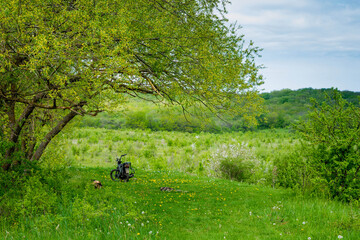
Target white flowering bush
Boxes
[204,143,264,183]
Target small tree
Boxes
[296,89,360,201]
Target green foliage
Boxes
[204,143,260,183]
[79,100,228,133]
[0,166,139,230]
[77,88,360,133]
[50,127,304,188]
[15,176,58,217]
[258,88,360,129]
[1,168,360,239]
[71,189,111,222]
[2,126,360,238]
[296,89,360,201]
[0,171,57,222]
[273,146,315,195]
[1,0,264,165]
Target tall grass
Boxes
[2,128,359,239]
[48,127,298,185]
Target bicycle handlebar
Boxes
[116,154,127,161]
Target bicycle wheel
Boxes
[110,169,121,181]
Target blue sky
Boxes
[226,0,360,92]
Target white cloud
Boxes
[226,0,360,91]
[227,0,360,55]
[228,0,313,9]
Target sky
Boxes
[225,0,360,92]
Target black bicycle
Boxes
[110,154,135,182]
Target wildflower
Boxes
[308,237,311,240]
[142,211,145,214]
[302,221,306,225]
[137,233,140,235]
[338,236,343,239]
[249,211,252,216]
[128,224,131,227]
[273,223,276,225]
[141,223,144,226]
[149,231,153,235]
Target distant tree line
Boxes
[79,88,360,132]
[257,88,360,129]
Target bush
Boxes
[0,171,59,223]
[274,146,315,194]
[296,89,360,201]
[0,165,139,228]
[205,143,263,183]
[15,176,58,217]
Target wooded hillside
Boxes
[79,88,360,132]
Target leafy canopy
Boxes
[0,0,264,165]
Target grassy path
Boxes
[2,168,359,239]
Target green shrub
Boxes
[296,89,360,201]
[205,143,263,183]
[219,158,254,181]
[16,176,58,216]
[274,146,315,193]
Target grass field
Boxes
[1,128,359,239]
[47,127,298,179]
[2,167,359,240]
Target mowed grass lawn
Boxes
[3,167,359,240]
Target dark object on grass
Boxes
[110,154,135,182]
[91,180,103,189]
[160,187,187,192]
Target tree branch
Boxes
[31,103,85,161]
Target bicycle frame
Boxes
[110,154,135,182]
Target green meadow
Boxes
[1,127,359,239]
[2,0,359,237]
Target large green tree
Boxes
[0,0,264,170]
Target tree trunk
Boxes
[2,100,16,171]
[4,93,44,165]
[31,110,78,161]
[26,118,36,160]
